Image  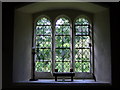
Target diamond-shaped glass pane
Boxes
[55,49,62,61]
[75,49,90,61]
[36,26,51,35]
[75,36,82,48]
[55,49,70,61]
[63,36,70,48]
[35,61,51,72]
[35,49,51,61]
[82,49,90,61]
[36,36,51,48]
[36,26,44,35]
[75,61,82,72]
[55,62,63,72]
[43,49,51,61]
[75,36,90,48]
[75,49,82,61]
[63,49,70,61]
[55,62,70,72]
[55,36,70,48]
[35,49,44,60]
[55,26,70,35]
[55,36,62,48]
[64,62,70,72]
[83,62,90,72]
[75,26,89,35]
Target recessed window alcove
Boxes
[13,2,111,87]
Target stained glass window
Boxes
[35,17,51,72]
[55,17,71,72]
[75,18,91,72]
[34,16,92,74]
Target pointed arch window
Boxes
[74,17,92,72]
[55,17,71,72]
[34,17,52,72]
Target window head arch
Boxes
[75,18,89,25]
[36,17,51,25]
[74,15,91,25]
[56,17,70,25]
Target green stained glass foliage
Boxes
[75,26,89,35]
[75,18,89,25]
[75,49,82,61]
[75,49,90,61]
[56,26,70,35]
[64,62,70,72]
[55,62,70,72]
[35,17,51,72]
[75,61,82,72]
[55,17,71,72]
[55,49,70,61]
[55,62,63,72]
[35,61,51,72]
[75,61,90,72]
[75,18,91,72]
[83,62,90,72]
[36,26,51,35]
[36,36,51,48]
[56,17,70,25]
[55,36,70,48]
[75,36,90,48]
[37,17,51,25]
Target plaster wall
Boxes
[94,9,111,83]
[13,11,32,82]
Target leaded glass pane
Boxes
[63,49,70,61]
[55,17,71,72]
[56,26,70,35]
[35,61,51,72]
[75,36,82,48]
[75,61,82,72]
[55,62,70,72]
[36,26,51,35]
[75,36,90,48]
[55,62,63,72]
[55,36,70,48]
[55,36,62,48]
[64,62,70,72]
[55,49,62,61]
[43,49,51,61]
[82,49,90,61]
[56,17,70,25]
[75,49,90,61]
[75,18,91,72]
[75,49,82,61]
[75,18,89,25]
[83,62,90,72]
[75,26,89,35]
[35,17,51,72]
[35,49,44,60]
[36,26,43,35]
[37,17,51,25]
[55,49,70,61]
[36,36,51,48]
